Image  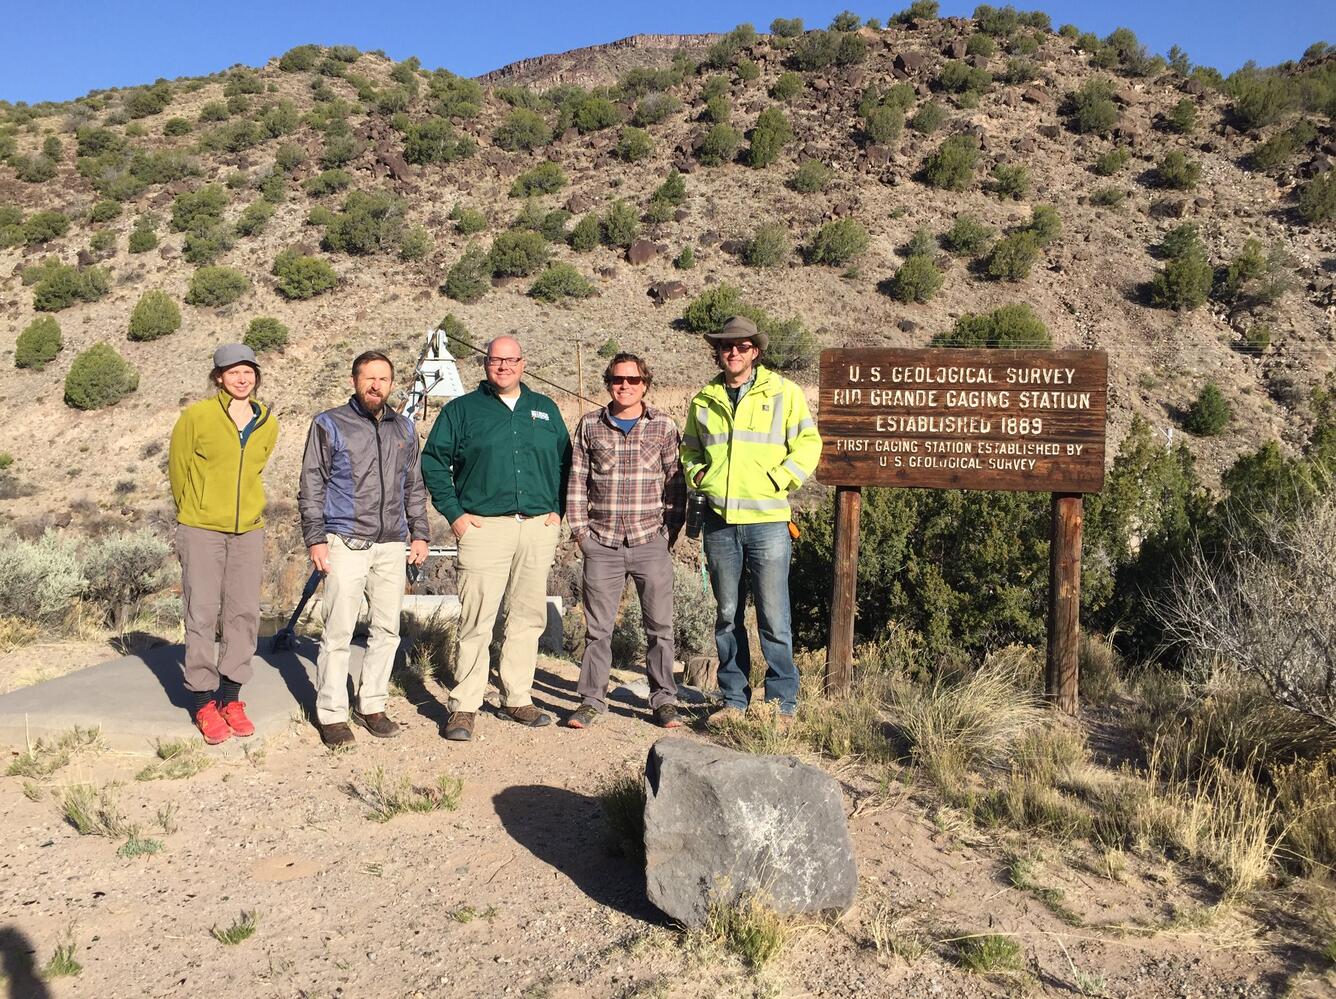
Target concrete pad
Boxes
[0,638,347,755]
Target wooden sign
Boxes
[817,347,1109,715]
[817,348,1108,494]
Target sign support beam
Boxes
[825,485,861,697]
[1046,493,1083,714]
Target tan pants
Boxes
[451,516,559,713]
[176,524,265,693]
[315,535,407,725]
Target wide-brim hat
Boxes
[703,314,768,353]
[213,342,259,371]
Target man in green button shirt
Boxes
[421,335,571,741]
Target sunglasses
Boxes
[608,375,645,386]
[719,342,756,355]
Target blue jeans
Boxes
[702,513,798,714]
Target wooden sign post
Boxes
[816,348,1108,713]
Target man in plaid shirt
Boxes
[564,353,687,729]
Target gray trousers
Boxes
[577,533,677,712]
[176,524,265,693]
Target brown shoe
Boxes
[352,710,401,738]
[318,721,355,748]
[705,706,745,729]
[503,704,552,728]
[444,711,475,742]
[653,704,684,729]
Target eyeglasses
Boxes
[608,375,644,386]
[485,356,523,367]
[719,343,755,355]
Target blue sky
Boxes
[1,1,1329,105]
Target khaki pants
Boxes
[177,524,265,693]
[451,516,559,713]
[315,535,407,725]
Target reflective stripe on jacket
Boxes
[681,365,822,524]
[168,393,278,534]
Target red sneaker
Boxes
[220,701,255,738]
[195,702,232,745]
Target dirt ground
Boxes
[1,650,1330,999]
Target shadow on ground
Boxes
[0,925,50,999]
[137,641,319,720]
[493,784,664,923]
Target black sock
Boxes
[217,679,242,706]
[193,690,215,714]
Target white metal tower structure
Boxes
[401,326,468,423]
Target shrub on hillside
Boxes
[805,218,869,266]
[64,344,139,410]
[966,34,997,58]
[1228,73,1296,131]
[453,206,487,236]
[303,169,354,198]
[1064,78,1119,134]
[1297,173,1336,225]
[399,225,431,262]
[234,200,274,237]
[323,191,405,255]
[88,229,116,259]
[652,169,687,205]
[493,109,552,151]
[244,317,289,352]
[770,17,803,37]
[696,123,742,167]
[487,230,550,277]
[509,161,567,197]
[984,230,1040,281]
[572,96,621,133]
[88,200,121,224]
[600,200,640,249]
[279,44,321,72]
[128,218,158,253]
[789,159,832,193]
[887,255,944,303]
[1093,146,1131,176]
[127,290,182,341]
[1184,383,1230,436]
[893,1,939,23]
[1149,247,1212,311]
[1167,98,1198,134]
[862,105,903,145]
[1155,150,1201,190]
[402,118,475,164]
[15,316,62,370]
[631,92,681,126]
[22,210,70,245]
[931,303,1051,348]
[674,246,695,269]
[1028,204,1061,245]
[568,214,599,253]
[747,107,792,168]
[170,185,227,233]
[33,265,109,312]
[528,263,595,302]
[989,162,1029,199]
[0,531,85,625]
[743,223,789,267]
[910,102,948,134]
[943,214,994,255]
[182,226,233,265]
[921,134,979,190]
[185,266,249,307]
[272,250,337,300]
[940,61,991,95]
[616,126,653,162]
[771,72,803,101]
[442,244,489,302]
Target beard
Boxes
[358,390,386,415]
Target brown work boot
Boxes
[705,706,745,729]
[352,710,401,739]
[318,721,355,748]
[444,711,475,742]
[774,712,796,734]
[503,704,552,728]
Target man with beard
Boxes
[299,350,430,748]
[421,335,571,742]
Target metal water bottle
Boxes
[685,492,708,540]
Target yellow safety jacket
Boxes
[169,393,278,534]
[681,365,823,524]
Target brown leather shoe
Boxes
[318,721,355,748]
[705,706,745,729]
[352,710,401,738]
[503,704,552,727]
[444,711,475,742]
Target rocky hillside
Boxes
[0,11,1333,564]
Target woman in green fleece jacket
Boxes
[167,344,278,745]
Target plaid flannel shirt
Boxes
[566,404,686,547]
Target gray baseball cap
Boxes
[213,343,259,370]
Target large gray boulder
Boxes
[642,737,857,928]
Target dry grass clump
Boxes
[398,609,458,687]
[210,910,258,945]
[62,782,132,838]
[0,614,40,652]
[345,767,463,822]
[1270,752,1336,875]
[687,889,789,970]
[135,737,213,781]
[7,725,105,778]
[1078,631,1124,704]
[599,769,647,861]
[884,653,1047,786]
[954,932,1024,974]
